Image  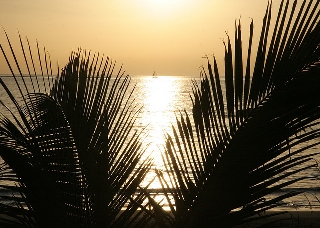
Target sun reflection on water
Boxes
[137,76,180,169]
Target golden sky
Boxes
[1,0,274,76]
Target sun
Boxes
[141,0,192,18]
[150,0,174,8]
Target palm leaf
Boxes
[0,34,153,227]
[50,50,153,226]
[162,1,320,227]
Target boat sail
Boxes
[152,71,158,78]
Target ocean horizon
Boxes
[1,74,320,211]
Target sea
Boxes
[1,74,320,211]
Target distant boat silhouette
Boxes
[152,71,158,78]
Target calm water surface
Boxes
[132,76,195,169]
[1,75,320,210]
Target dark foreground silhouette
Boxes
[0,0,320,227]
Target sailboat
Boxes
[152,71,158,78]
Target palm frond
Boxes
[50,50,153,226]
[0,34,153,227]
[162,1,320,227]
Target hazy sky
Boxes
[1,0,279,76]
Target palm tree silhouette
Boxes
[160,1,320,227]
[0,40,152,226]
[0,0,320,227]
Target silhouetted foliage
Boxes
[160,0,320,227]
[0,0,320,227]
[0,41,152,226]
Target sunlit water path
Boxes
[1,75,320,210]
[132,76,194,169]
